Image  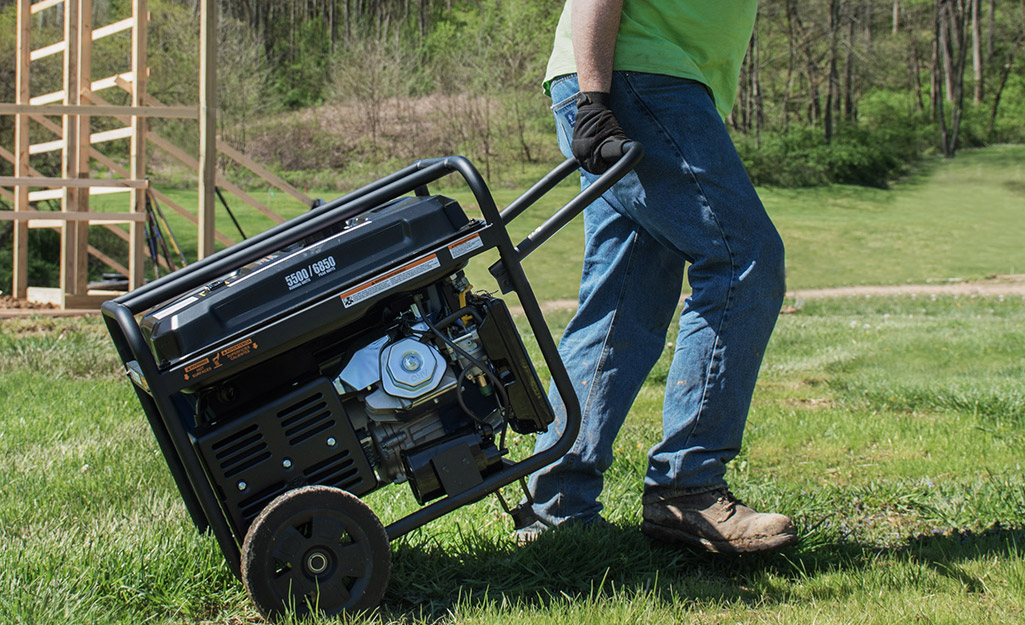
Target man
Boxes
[518,0,796,553]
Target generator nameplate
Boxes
[339,254,441,308]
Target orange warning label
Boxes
[183,338,261,382]
[183,357,211,381]
[339,254,441,308]
[221,338,258,361]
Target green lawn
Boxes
[1,296,1022,624]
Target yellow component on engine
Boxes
[459,285,474,326]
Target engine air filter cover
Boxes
[381,338,446,398]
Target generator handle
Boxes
[502,141,643,262]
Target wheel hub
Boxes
[305,549,331,575]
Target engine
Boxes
[186,271,553,535]
[330,276,512,503]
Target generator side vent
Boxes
[239,482,287,524]
[277,392,337,446]
[304,452,363,491]
[211,424,271,478]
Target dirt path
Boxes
[519,274,1025,315]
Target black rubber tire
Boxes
[241,485,390,619]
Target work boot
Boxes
[641,488,797,553]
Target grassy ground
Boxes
[1,296,1022,624]
[1,146,1022,623]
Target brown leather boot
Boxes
[641,488,798,553]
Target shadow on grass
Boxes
[381,520,1025,618]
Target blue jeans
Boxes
[527,72,786,526]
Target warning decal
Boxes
[221,338,258,361]
[340,254,442,308]
[183,338,260,382]
[448,233,484,259]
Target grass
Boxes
[1,146,1023,623]
[1,300,1023,624]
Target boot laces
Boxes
[715,489,746,518]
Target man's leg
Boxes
[602,72,794,550]
[527,75,686,528]
[528,73,794,550]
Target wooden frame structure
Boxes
[1,0,314,309]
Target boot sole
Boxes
[641,520,798,553]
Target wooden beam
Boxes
[91,126,134,144]
[90,187,137,197]
[0,177,148,189]
[64,293,117,309]
[61,0,84,296]
[92,17,134,41]
[30,40,66,61]
[0,103,198,118]
[0,210,146,223]
[150,188,235,247]
[30,0,63,14]
[29,139,65,155]
[28,189,66,202]
[27,110,129,183]
[218,141,313,207]
[91,71,134,93]
[1,187,14,203]
[144,133,282,225]
[14,0,32,299]
[29,90,65,106]
[76,0,94,296]
[88,245,131,276]
[0,145,46,177]
[130,0,148,289]
[198,0,217,259]
[141,92,307,212]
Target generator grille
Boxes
[277,392,336,446]
[211,424,271,478]
[196,376,378,537]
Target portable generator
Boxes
[102,144,641,618]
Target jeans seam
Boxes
[618,73,740,479]
[569,229,641,459]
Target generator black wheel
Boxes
[241,485,390,619]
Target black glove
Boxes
[571,91,631,175]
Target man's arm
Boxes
[569,0,630,174]
[572,0,624,93]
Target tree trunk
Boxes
[986,0,995,62]
[845,3,857,120]
[932,0,944,123]
[752,20,763,147]
[940,1,955,101]
[787,0,821,127]
[825,0,842,142]
[908,12,926,113]
[937,0,969,156]
[987,38,1021,138]
[894,0,900,34]
[972,0,983,102]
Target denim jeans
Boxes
[527,72,786,526]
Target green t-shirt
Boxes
[545,0,757,118]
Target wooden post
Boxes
[76,0,93,292]
[60,0,82,300]
[13,0,31,299]
[130,0,147,289]
[198,0,218,259]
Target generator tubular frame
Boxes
[102,144,643,578]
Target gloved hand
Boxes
[571,91,631,175]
